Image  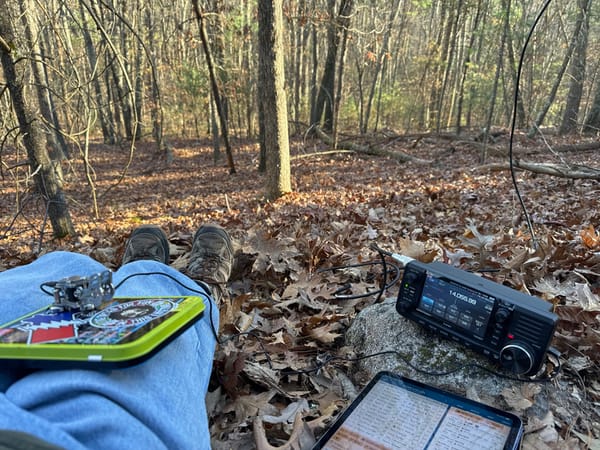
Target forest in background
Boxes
[1,0,600,448]
[2,0,600,146]
[3,0,600,236]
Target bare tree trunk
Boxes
[481,0,510,163]
[0,2,75,239]
[583,74,600,133]
[257,0,291,199]
[455,0,482,135]
[310,0,353,132]
[435,0,462,133]
[22,0,69,162]
[559,0,591,135]
[362,0,402,134]
[331,0,353,149]
[79,1,115,144]
[504,25,526,128]
[529,0,590,136]
[309,23,319,126]
[133,33,144,140]
[428,1,450,130]
[310,0,336,131]
[191,0,236,174]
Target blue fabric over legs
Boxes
[0,252,217,449]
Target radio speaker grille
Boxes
[511,313,546,347]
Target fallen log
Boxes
[476,160,600,179]
[529,140,600,154]
[313,127,432,164]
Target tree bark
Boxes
[21,0,68,162]
[481,0,510,163]
[192,0,236,174]
[257,0,291,199]
[80,1,115,144]
[0,1,75,239]
[455,0,482,135]
[559,0,591,135]
[362,0,402,134]
[310,0,353,132]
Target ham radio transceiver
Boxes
[396,260,558,376]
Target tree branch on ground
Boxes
[476,160,600,179]
[313,127,432,164]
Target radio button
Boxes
[458,313,473,328]
[421,297,434,309]
[445,312,459,323]
[433,305,446,316]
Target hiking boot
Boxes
[122,225,170,265]
[187,224,233,303]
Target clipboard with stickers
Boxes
[0,295,206,369]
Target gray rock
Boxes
[343,298,600,447]
[345,298,535,407]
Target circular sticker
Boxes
[90,299,176,328]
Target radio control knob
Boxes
[494,307,511,324]
[499,343,534,375]
[403,271,418,284]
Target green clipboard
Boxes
[0,296,205,369]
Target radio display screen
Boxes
[417,274,495,339]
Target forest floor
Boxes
[1,130,599,449]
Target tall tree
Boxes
[362,0,403,134]
[80,1,115,144]
[0,0,75,239]
[257,0,291,200]
[583,74,600,132]
[559,0,592,135]
[310,0,354,132]
[22,0,69,162]
[481,0,510,163]
[455,0,483,135]
[192,0,236,173]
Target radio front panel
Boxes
[396,261,558,376]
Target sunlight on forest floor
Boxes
[1,132,599,447]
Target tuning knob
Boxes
[494,307,511,324]
[499,343,534,375]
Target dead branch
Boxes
[475,160,600,179]
[0,34,11,53]
[528,140,600,155]
[291,150,355,160]
[314,127,432,164]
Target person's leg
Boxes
[0,230,226,449]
